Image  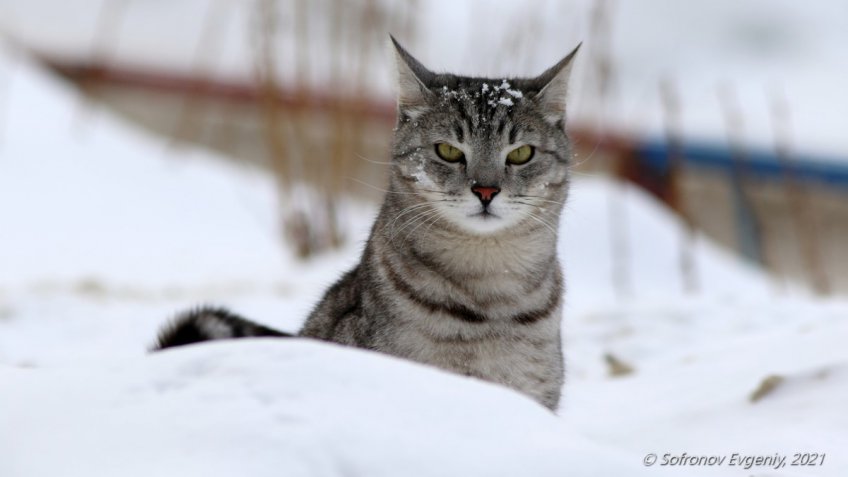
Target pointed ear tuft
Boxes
[533,43,581,124]
[389,35,434,116]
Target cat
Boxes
[154,37,580,410]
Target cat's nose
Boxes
[471,185,501,207]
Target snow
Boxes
[566,297,848,474]
[1,40,847,476]
[0,340,640,477]
[496,79,523,99]
[561,178,772,302]
[473,79,524,108]
[0,49,290,291]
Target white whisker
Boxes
[406,210,443,240]
[355,153,396,166]
[524,212,558,236]
[390,208,440,243]
[512,195,567,206]
[384,202,435,234]
[347,178,448,196]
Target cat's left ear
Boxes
[532,43,581,125]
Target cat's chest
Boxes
[385,322,562,402]
[412,337,538,374]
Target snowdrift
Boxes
[0,340,641,477]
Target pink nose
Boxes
[471,185,500,205]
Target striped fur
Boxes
[300,40,578,410]
[154,307,292,350]
[153,39,579,410]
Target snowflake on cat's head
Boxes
[438,81,524,110]
[482,80,524,108]
[439,85,471,102]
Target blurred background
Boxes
[1,0,847,296]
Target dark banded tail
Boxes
[152,306,292,351]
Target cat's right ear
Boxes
[390,35,434,117]
[532,43,581,126]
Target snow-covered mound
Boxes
[0,44,288,290]
[561,178,770,302]
[4,302,848,476]
[0,339,642,477]
[566,298,848,476]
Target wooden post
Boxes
[73,0,130,134]
[659,78,699,293]
[717,83,764,266]
[169,0,229,148]
[589,0,631,299]
[768,88,830,295]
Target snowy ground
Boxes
[1,43,847,476]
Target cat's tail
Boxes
[151,306,293,351]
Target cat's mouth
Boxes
[470,210,500,219]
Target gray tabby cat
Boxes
[155,37,580,410]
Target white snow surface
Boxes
[0,340,642,477]
[1,42,847,476]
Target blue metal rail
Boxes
[637,139,848,189]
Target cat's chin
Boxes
[452,211,518,235]
[470,210,500,220]
[435,203,521,235]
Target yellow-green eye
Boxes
[506,145,534,165]
[435,143,465,163]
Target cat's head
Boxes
[389,36,579,236]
